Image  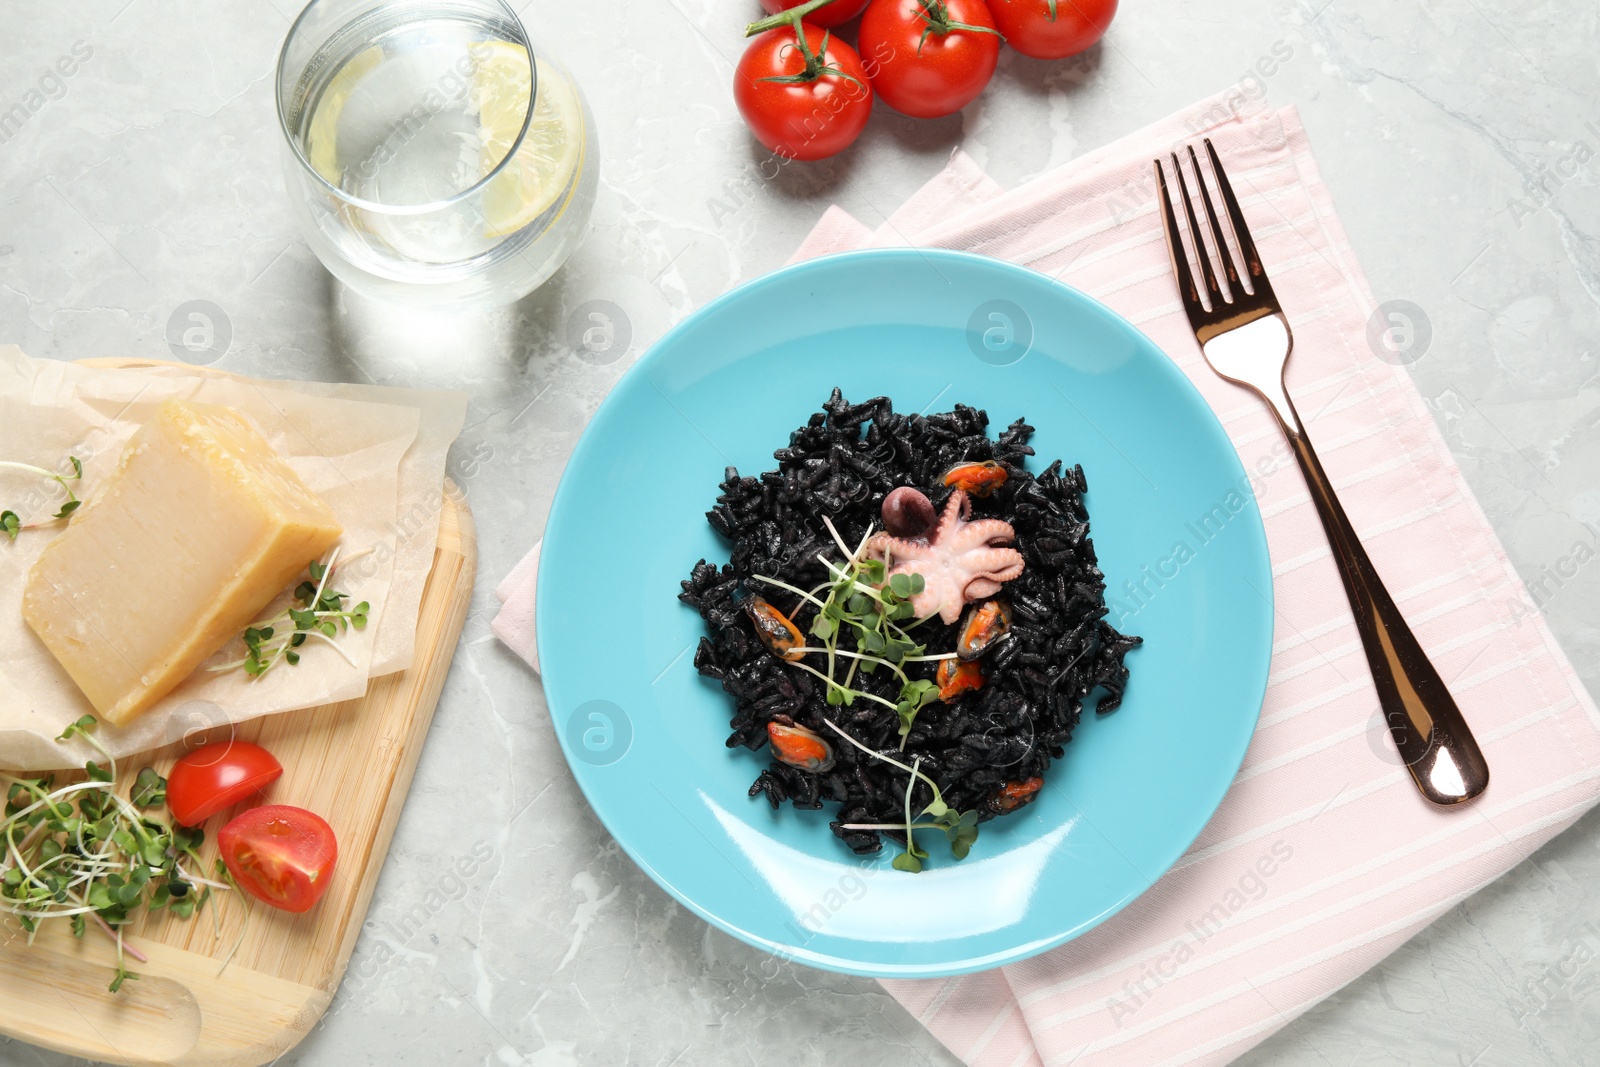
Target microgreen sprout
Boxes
[0,456,83,540]
[752,522,956,749]
[132,767,166,808]
[211,547,371,679]
[1,715,227,991]
[822,720,981,872]
[748,519,981,869]
[212,858,251,977]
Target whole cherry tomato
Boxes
[986,0,1116,60]
[758,0,872,29]
[165,740,283,826]
[219,805,338,914]
[735,23,874,160]
[857,0,1003,119]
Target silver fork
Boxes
[1154,139,1489,806]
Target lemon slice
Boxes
[471,43,582,239]
[304,45,384,186]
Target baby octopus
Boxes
[863,488,1024,624]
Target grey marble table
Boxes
[2,0,1597,1064]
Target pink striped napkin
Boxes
[498,93,1600,1067]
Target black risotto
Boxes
[679,390,1140,857]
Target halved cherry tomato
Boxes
[219,805,338,914]
[759,0,872,29]
[858,0,1002,118]
[165,740,283,826]
[986,0,1117,60]
[736,23,874,160]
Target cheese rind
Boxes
[23,399,344,724]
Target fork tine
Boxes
[1153,159,1206,323]
[1169,153,1223,308]
[1186,144,1241,299]
[1202,138,1269,290]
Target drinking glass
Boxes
[275,0,598,309]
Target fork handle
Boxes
[1276,400,1490,805]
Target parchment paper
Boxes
[0,347,467,768]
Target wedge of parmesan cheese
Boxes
[23,399,343,724]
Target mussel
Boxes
[988,777,1044,814]
[942,460,1008,498]
[767,722,836,773]
[956,599,1012,661]
[745,596,806,662]
[936,657,984,702]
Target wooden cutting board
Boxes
[0,400,476,1064]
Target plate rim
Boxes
[537,247,1273,978]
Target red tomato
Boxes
[219,805,338,914]
[858,0,1002,118]
[165,740,283,826]
[986,0,1116,59]
[758,0,872,29]
[735,25,874,161]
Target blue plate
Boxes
[537,249,1272,978]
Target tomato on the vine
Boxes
[165,740,283,827]
[986,0,1116,60]
[735,22,874,161]
[858,0,1003,119]
[758,0,872,29]
[219,805,338,914]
